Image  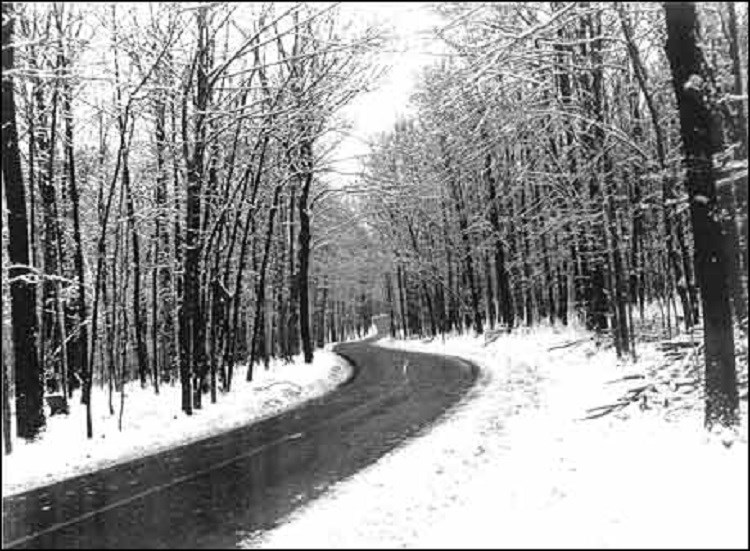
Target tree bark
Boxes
[247,182,284,380]
[122,151,149,388]
[59,32,89,399]
[2,355,12,454]
[445,157,483,334]
[484,152,514,329]
[618,1,699,331]
[297,141,314,363]
[2,2,46,439]
[664,1,738,428]
[180,7,210,411]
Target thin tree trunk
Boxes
[722,1,748,159]
[288,182,299,357]
[3,355,12,454]
[248,183,284,380]
[61,50,89,400]
[150,98,167,395]
[122,148,149,389]
[447,168,483,334]
[180,7,210,411]
[297,148,314,363]
[396,262,408,337]
[227,138,270,387]
[38,58,61,386]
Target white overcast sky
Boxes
[34,2,446,189]
[326,2,447,187]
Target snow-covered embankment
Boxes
[245,326,748,549]
[2,351,351,497]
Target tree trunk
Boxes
[484,152,513,328]
[449,175,483,334]
[722,2,748,159]
[61,56,89,399]
[297,141,314,363]
[180,7,210,411]
[248,183,284,380]
[2,355,12,454]
[37,61,61,386]
[2,2,46,440]
[664,1,738,429]
[150,98,168,394]
[122,151,149,388]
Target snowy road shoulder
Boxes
[244,327,748,549]
[2,351,352,498]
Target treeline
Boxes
[362,2,747,428]
[1,2,381,447]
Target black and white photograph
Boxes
[1,1,748,548]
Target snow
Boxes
[243,324,749,549]
[2,351,352,498]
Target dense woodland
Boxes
[361,1,747,428]
[1,1,748,453]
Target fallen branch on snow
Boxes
[546,338,591,352]
[256,381,303,394]
[605,373,646,384]
[581,401,630,420]
[581,384,656,421]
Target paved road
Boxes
[2,339,477,549]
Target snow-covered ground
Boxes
[245,324,749,549]
[2,351,351,497]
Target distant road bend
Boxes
[2,338,478,549]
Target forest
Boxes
[1,0,747,455]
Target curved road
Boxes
[2,339,477,549]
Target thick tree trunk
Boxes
[619,1,698,330]
[664,1,738,428]
[2,2,46,440]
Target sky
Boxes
[326,2,447,187]
[15,2,446,190]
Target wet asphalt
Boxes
[1,339,478,549]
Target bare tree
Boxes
[664,1,739,429]
[2,1,45,440]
